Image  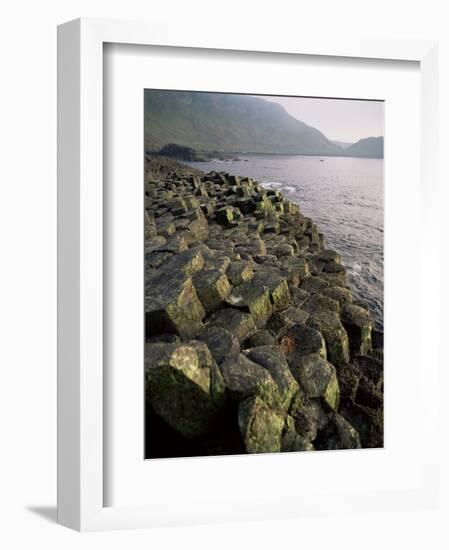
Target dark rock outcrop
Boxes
[158,143,206,162]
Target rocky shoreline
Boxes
[144,155,383,458]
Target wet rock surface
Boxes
[144,156,383,457]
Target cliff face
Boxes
[144,90,339,156]
[144,157,383,458]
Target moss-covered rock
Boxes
[185,215,210,241]
[246,345,299,410]
[280,256,310,286]
[189,340,226,408]
[145,271,206,339]
[266,306,310,334]
[314,413,361,450]
[159,247,205,277]
[334,363,361,401]
[145,342,221,439]
[145,250,174,269]
[159,234,189,254]
[226,281,272,329]
[322,286,353,306]
[289,287,310,308]
[236,235,267,257]
[302,294,340,315]
[193,269,232,313]
[156,221,177,239]
[306,310,350,365]
[341,304,373,356]
[315,249,342,264]
[145,235,167,254]
[235,197,257,214]
[226,260,254,286]
[243,329,276,348]
[289,396,329,442]
[277,323,327,363]
[197,325,240,365]
[274,244,295,257]
[281,415,315,452]
[339,399,383,448]
[355,376,383,409]
[300,276,329,294]
[219,353,281,407]
[238,396,285,453]
[320,270,348,287]
[207,307,256,342]
[291,353,340,411]
[252,270,291,311]
[353,354,383,389]
[215,206,235,226]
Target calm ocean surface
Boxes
[187,155,384,330]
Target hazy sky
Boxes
[260,95,384,143]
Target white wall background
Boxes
[0,1,448,548]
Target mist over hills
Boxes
[331,140,353,149]
[144,90,383,158]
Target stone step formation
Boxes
[144,159,383,458]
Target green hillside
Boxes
[144,90,340,156]
[343,136,384,158]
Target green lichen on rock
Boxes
[281,415,315,452]
[246,345,299,411]
[226,260,254,286]
[193,268,232,313]
[145,342,221,439]
[280,256,310,286]
[145,235,167,254]
[145,271,206,339]
[207,307,256,342]
[323,371,340,411]
[238,395,286,454]
[219,353,282,408]
[314,413,361,450]
[159,246,205,277]
[189,340,226,408]
[354,354,383,389]
[197,325,240,365]
[266,306,310,334]
[299,276,330,295]
[306,310,350,365]
[277,323,327,363]
[339,399,383,448]
[291,353,340,411]
[341,303,373,356]
[289,397,329,442]
[252,270,291,311]
[315,249,342,264]
[322,286,353,306]
[226,281,272,329]
[302,294,340,315]
[243,329,276,348]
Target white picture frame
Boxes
[57,17,439,531]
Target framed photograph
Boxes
[57,18,440,531]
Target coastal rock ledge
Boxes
[144,157,383,458]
